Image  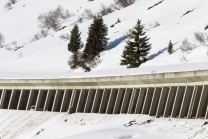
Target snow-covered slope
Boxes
[1,0,208,77]
[0,110,208,139]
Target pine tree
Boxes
[167,40,173,54]
[83,16,108,59]
[68,24,83,52]
[120,19,151,68]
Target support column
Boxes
[17,90,25,110]
[106,89,118,114]
[113,88,125,114]
[171,86,186,118]
[142,88,155,114]
[179,86,194,118]
[68,90,76,114]
[43,90,52,111]
[52,90,61,112]
[26,90,34,110]
[205,105,208,119]
[60,90,70,112]
[163,86,177,117]
[99,89,111,113]
[135,88,147,114]
[92,89,103,113]
[76,89,88,113]
[127,88,137,114]
[8,90,17,109]
[187,86,197,118]
[0,90,6,109]
[35,90,44,111]
[156,87,170,118]
[196,86,208,118]
[149,87,162,116]
[84,89,96,113]
[120,88,133,114]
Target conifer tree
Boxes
[83,16,108,59]
[120,19,151,68]
[68,24,83,52]
[167,40,173,54]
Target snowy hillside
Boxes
[1,0,208,77]
[0,110,208,139]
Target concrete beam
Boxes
[120,88,132,114]
[52,90,61,112]
[17,90,25,110]
[60,90,70,112]
[26,90,34,110]
[0,90,5,109]
[8,90,17,109]
[113,88,125,114]
[99,89,111,113]
[127,88,138,114]
[76,89,88,113]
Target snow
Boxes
[1,0,208,78]
[0,110,208,139]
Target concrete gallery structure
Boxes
[0,69,208,119]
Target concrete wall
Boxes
[0,69,208,119]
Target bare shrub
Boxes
[9,0,16,4]
[180,38,193,53]
[78,16,83,23]
[147,0,163,10]
[149,21,160,29]
[82,9,94,19]
[60,33,70,41]
[205,25,208,30]
[68,51,83,69]
[38,6,71,31]
[100,3,114,16]
[194,32,208,46]
[0,33,5,48]
[114,0,135,8]
[31,30,48,42]
[4,2,12,10]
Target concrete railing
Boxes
[0,69,208,119]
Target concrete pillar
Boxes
[135,88,147,114]
[43,90,52,111]
[99,89,111,113]
[179,86,194,118]
[8,90,17,109]
[120,88,133,114]
[196,86,208,118]
[205,105,208,119]
[106,89,118,114]
[149,87,162,116]
[113,88,125,114]
[142,88,155,114]
[60,90,70,112]
[35,90,44,111]
[92,89,103,113]
[127,88,138,114]
[0,90,6,109]
[84,89,96,113]
[190,86,203,118]
[26,90,34,110]
[68,89,75,114]
[171,86,186,118]
[52,90,61,112]
[187,86,197,118]
[163,86,177,117]
[76,89,88,113]
[156,87,170,118]
[17,90,25,110]
[2,90,12,109]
